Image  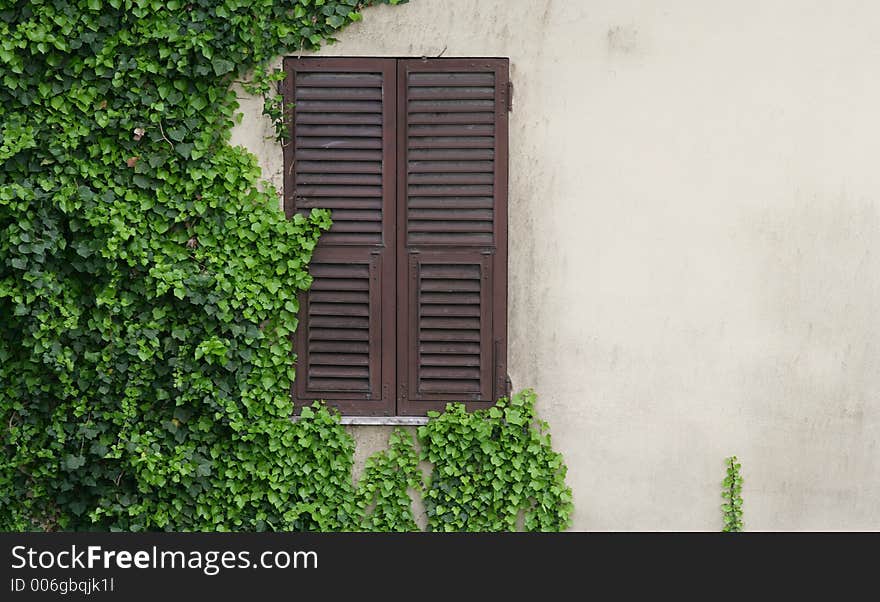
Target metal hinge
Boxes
[507,81,514,112]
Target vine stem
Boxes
[157,120,174,148]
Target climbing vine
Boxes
[721,456,744,532]
[355,428,422,532]
[240,64,289,143]
[0,0,403,531]
[0,1,574,533]
[352,391,576,533]
[419,390,573,532]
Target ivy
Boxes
[721,456,744,532]
[418,390,573,532]
[240,65,289,143]
[0,1,574,533]
[0,0,403,531]
[355,428,422,532]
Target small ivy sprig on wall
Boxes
[721,456,744,532]
[241,65,290,143]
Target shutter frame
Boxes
[284,57,397,416]
[396,58,509,415]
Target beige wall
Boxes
[231,0,880,530]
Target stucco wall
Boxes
[231,0,880,530]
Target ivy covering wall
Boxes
[0,0,573,532]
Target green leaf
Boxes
[212,59,235,76]
[175,142,194,158]
[63,455,86,470]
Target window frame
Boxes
[282,56,510,418]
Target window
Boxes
[282,57,509,417]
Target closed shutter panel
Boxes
[283,58,396,416]
[397,59,509,415]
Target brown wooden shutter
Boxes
[283,58,396,416]
[396,58,509,415]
